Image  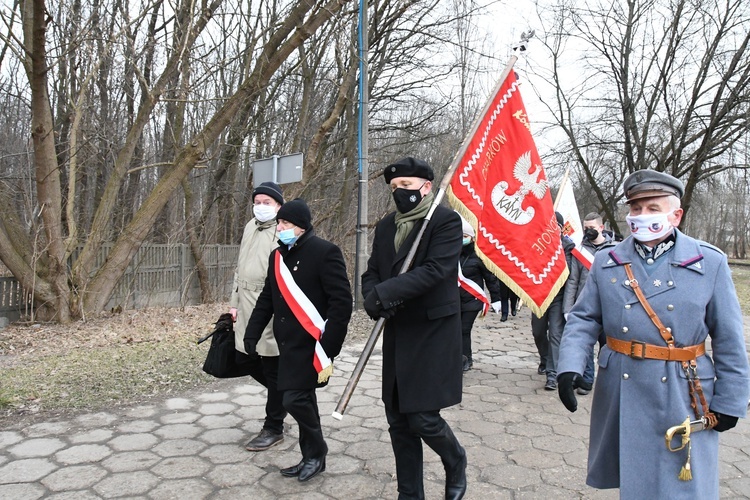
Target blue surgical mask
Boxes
[278,228,298,246]
[462,237,472,246]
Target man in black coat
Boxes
[457,214,503,371]
[244,198,352,482]
[362,157,467,500]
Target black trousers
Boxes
[282,389,327,460]
[259,356,286,435]
[460,309,480,360]
[531,314,550,369]
[500,288,519,315]
[385,405,465,499]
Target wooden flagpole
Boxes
[553,166,571,210]
[332,31,535,420]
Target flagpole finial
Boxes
[514,30,536,53]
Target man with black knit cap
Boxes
[557,170,749,498]
[230,181,287,452]
[244,198,352,482]
[362,157,467,500]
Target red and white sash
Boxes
[457,263,490,316]
[572,246,595,271]
[273,251,333,383]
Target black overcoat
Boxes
[362,205,463,413]
[244,230,352,391]
[458,243,502,312]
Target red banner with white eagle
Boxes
[447,71,568,316]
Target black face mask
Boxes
[584,227,599,241]
[392,187,423,213]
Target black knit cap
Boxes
[276,198,312,230]
[555,211,565,227]
[383,157,435,184]
[253,181,284,205]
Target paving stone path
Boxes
[1,311,749,499]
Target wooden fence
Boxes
[0,244,240,322]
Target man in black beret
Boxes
[244,198,352,482]
[556,170,749,497]
[230,181,286,452]
[363,157,467,499]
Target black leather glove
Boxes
[711,411,739,432]
[243,338,259,359]
[215,313,234,332]
[380,307,397,320]
[557,372,582,413]
[364,289,383,320]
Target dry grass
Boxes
[731,263,750,315]
[0,304,374,426]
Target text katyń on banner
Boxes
[448,71,568,316]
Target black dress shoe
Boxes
[280,460,305,477]
[445,451,467,499]
[298,457,326,482]
[245,429,284,451]
[500,314,508,322]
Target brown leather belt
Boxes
[606,336,705,362]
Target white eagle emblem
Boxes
[490,151,548,225]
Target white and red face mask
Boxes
[625,212,674,242]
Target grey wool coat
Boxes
[361,205,463,413]
[558,230,750,499]
[230,218,279,356]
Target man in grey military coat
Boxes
[556,170,750,499]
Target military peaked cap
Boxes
[623,170,684,203]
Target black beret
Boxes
[623,170,684,202]
[383,157,435,184]
[253,181,284,205]
[276,198,312,230]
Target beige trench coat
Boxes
[230,218,279,356]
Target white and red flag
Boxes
[447,70,568,316]
[554,170,594,270]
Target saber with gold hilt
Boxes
[665,415,713,481]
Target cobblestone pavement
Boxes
[1,311,749,499]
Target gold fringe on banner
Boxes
[447,186,569,318]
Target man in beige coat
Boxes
[230,181,287,451]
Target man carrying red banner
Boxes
[447,70,568,320]
[362,158,467,500]
[244,198,352,482]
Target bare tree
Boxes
[530,0,750,233]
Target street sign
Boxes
[253,153,303,187]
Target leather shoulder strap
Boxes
[623,263,675,347]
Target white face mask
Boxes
[253,204,277,222]
[625,212,674,242]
